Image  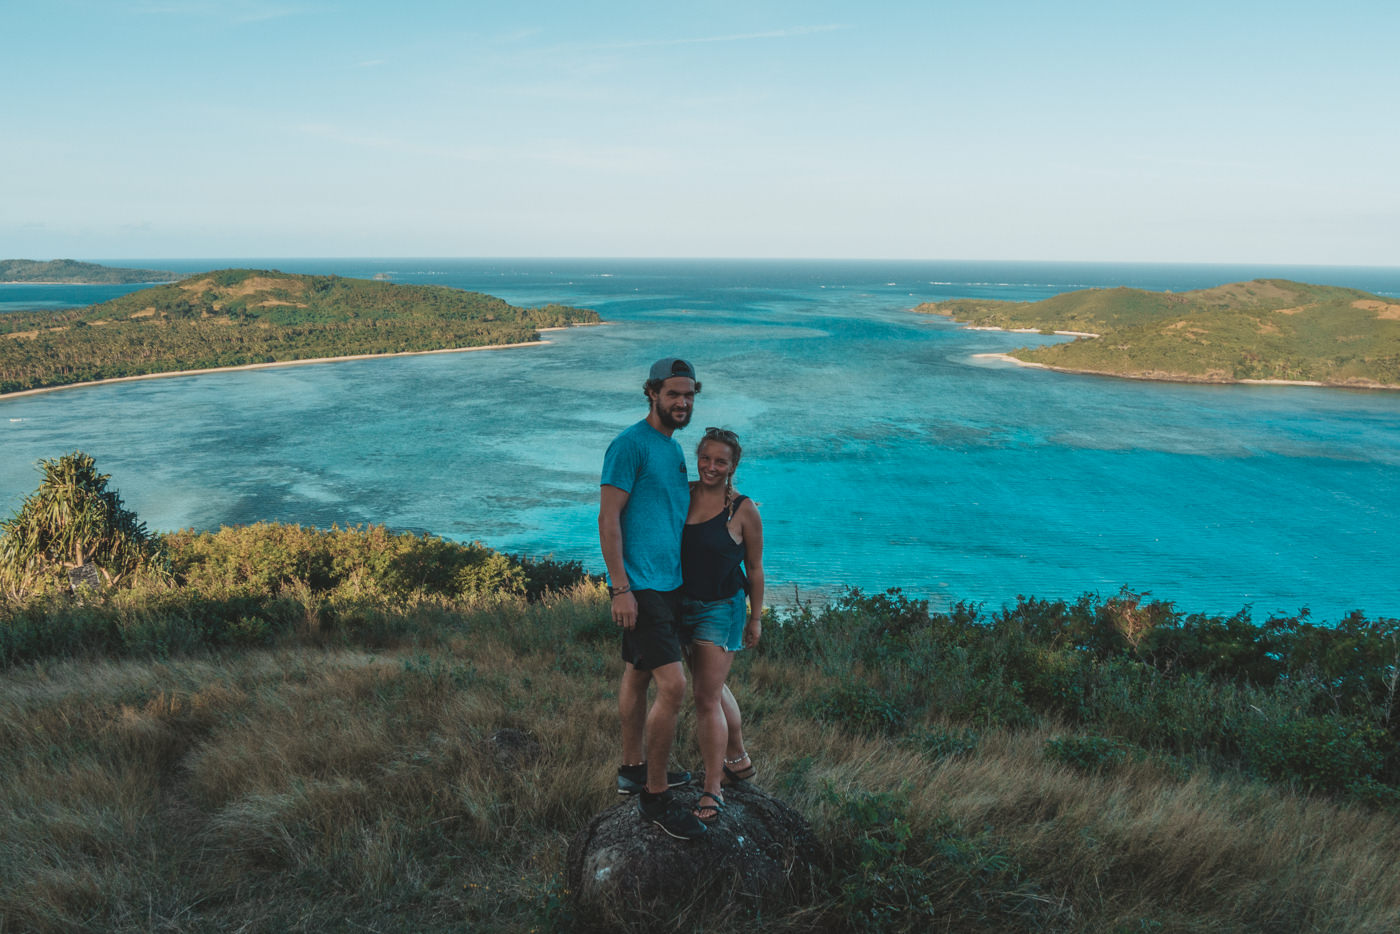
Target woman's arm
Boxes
[739,500,764,647]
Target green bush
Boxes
[0,451,170,599]
[166,523,527,601]
[1045,734,1137,773]
[508,553,602,601]
[819,787,1049,932]
[1237,713,1389,794]
[810,682,909,735]
[0,521,601,666]
[904,726,981,760]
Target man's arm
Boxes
[598,484,638,629]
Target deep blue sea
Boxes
[3,259,1399,622]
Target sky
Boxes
[3,0,1398,264]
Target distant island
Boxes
[0,258,181,284]
[0,268,600,396]
[917,279,1400,390]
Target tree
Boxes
[0,451,169,599]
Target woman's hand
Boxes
[743,615,762,648]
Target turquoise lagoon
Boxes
[2,259,1398,621]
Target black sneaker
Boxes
[616,765,692,795]
[638,792,708,840]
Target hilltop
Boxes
[0,268,600,395]
[2,452,1398,931]
[917,279,1400,389]
[0,258,180,284]
[3,521,1399,930]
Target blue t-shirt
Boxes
[601,419,689,592]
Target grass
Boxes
[4,569,1400,932]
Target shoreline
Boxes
[970,353,1400,391]
[0,338,553,401]
[1,280,176,286]
[964,324,1101,338]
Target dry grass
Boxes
[3,594,1399,932]
[1353,300,1400,318]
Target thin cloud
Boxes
[603,24,847,50]
[295,122,679,175]
[131,1,310,24]
[296,123,492,162]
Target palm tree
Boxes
[0,451,170,599]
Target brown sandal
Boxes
[721,755,756,786]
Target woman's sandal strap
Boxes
[694,792,725,823]
[721,761,757,784]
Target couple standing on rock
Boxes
[598,357,766,840]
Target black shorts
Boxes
[620,588,689,671]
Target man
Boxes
[598,357,707,840]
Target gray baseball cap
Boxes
[649,357,696,382]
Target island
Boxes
[916,279,1400,390]
[0,268,601,396]
[1,258,181,284]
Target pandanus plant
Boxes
[0,451,170,599]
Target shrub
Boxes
[1237,713,1389,795]
[810,681,909,735]
[507,553,602,601]
[819,787,1051,932]
[165,523,527,602]
[0,451,170,599]
[1045,734,1137,774]
[904,726,981,760]
[827,789,937,932]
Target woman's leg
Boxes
[690,640,735,812]
[720,682,748,762]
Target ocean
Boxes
[3,258,1398,621]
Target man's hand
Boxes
[613,590,639,630]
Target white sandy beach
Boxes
[0,339,553,402]
[969,352,1396,390]
[964,325,1101,338]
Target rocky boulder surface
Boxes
[566,781,820,923]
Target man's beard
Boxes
[655,402,691,431]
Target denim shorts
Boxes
[682,590,748,652]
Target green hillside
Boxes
[3,453,1399,931]
[917,279,1400,388]
[0,258,180,284]
[0,268,600,394]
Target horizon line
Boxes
[20,256,1400,271]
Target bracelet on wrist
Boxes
[609,584,631,597]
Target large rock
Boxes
[566,781,820,923]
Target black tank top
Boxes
[681,495,748,601]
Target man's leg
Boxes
[619,662,651,767]
[643,660,687,793]
[631,591,705,838]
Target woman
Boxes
[682,426,764,824]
